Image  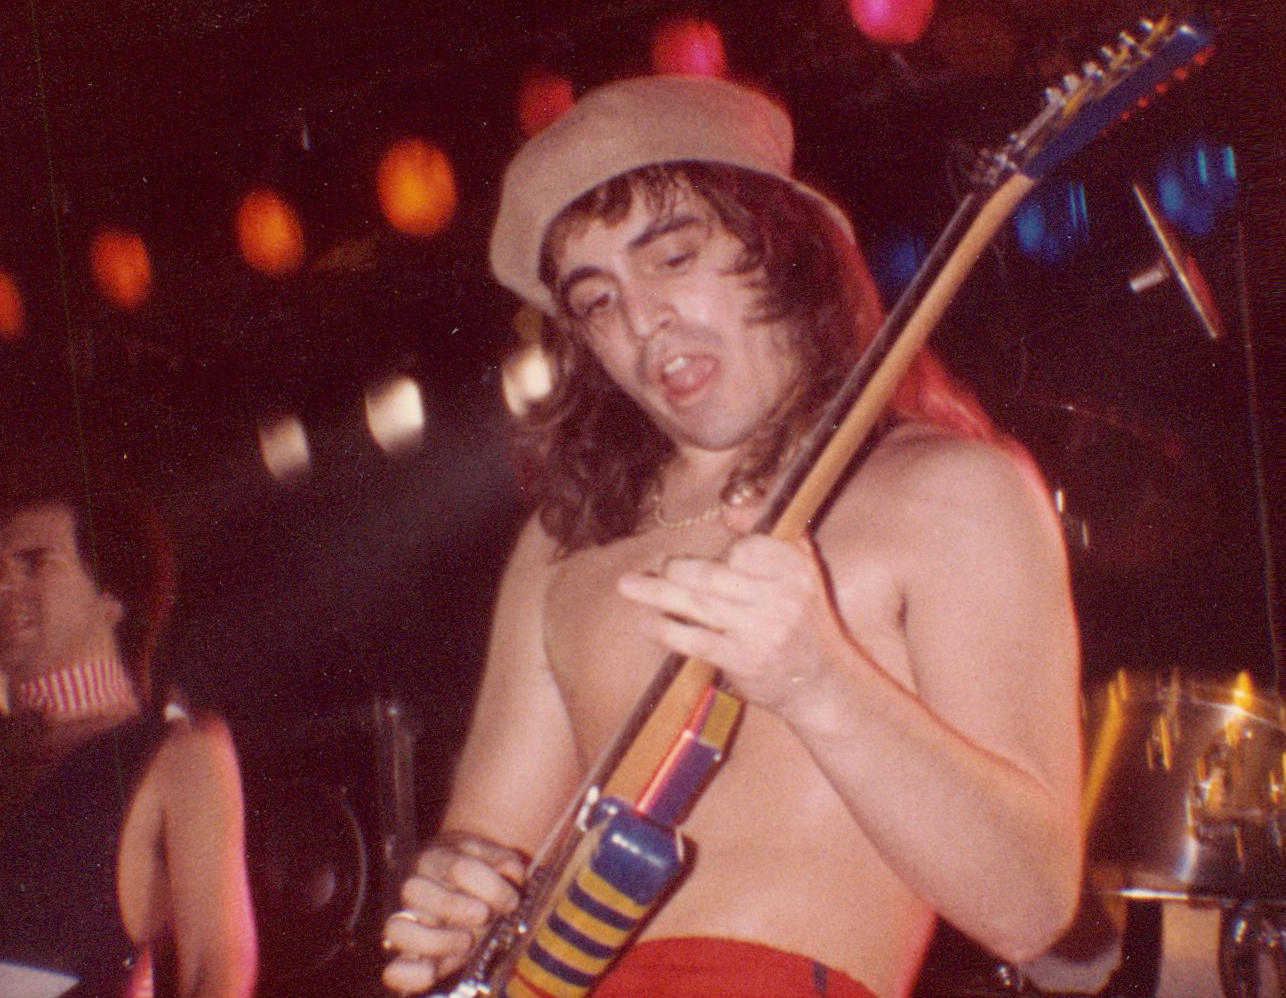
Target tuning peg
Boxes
[1062,73,1082,94]
[1044,86,1064,107]
[1117,31,1140,54]
[1137,17,1156,36]
[1081,61,1105,83]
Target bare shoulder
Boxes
[870,422,1048,510]
[506,512,562,580]
[827,422,1060,555]
[148,711,243,803]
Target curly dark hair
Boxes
[517,162,993,553]
[0,467,174,703]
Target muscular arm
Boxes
[441,516,581,852]
[384,517,581,993]
[620,431,1082,961]
[156,717,258,998]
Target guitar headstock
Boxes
[977,16,1213,187]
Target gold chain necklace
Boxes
[649,481,757,530]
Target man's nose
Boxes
[621,285,675,341]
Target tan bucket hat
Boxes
[489,74,856,316]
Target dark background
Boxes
[1,0,1283,991]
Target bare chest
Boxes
[544,522,735,762]
[543,505,911,766]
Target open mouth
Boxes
[657,353,717,401]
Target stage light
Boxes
[502,342,554,417]
[90,228,153,312]
[650,17,727,77]
[1156,137,1237,237]
[1013,179,1089,264]
[0,271,25,341]
[377,138,457,238]
[237,189,305,278]
[518,71,575,137]
[871,230,927,300]
[365,375,425,455]
[258,415,311,482]
[848,0,935,46]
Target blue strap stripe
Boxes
[547,912,617,961]
[527,939,598,989]
[567,881,637,933]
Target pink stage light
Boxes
[848,0,935,46]
[650,17,727,77]
[518,71,575,137]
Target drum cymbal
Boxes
[1002,398,1217,575]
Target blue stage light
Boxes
[871,230,928,299]
[1155,137,1237,237]
[1013,179,1089,263]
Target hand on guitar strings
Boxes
[617,506,858,719]
[382,833,526,995]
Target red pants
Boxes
[593,937,878,998]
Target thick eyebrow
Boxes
[555,212,703,310]
[628,211,702,253]
[2,544,53,565]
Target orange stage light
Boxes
[517,71,575,137]
[90,228,153,312]
[377,138,457,238]
[650,17,727,77]
[237,189,306,277]
[848,0,935,46]
[0,271,25,341]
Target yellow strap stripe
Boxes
[505,975,548,998]
[576,866,648,920]
[531,923,615,977]
[512,953,592,998]
[551,895,632,949]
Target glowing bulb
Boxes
[90,228,152,312]
[237,189,305,277]
[365,375,426,454]
[502,342,554,417]
[0,271,25,341]
[377,138,457,238]
[650,17,727,77]
[848,0,935,46]
[517,71,575,137]
[258,415,311,482]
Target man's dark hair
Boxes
[0,468,174,702]
[518,161,994,552]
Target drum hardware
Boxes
[1188,722,1286,875]
[1147,703,1178,772]
[1083,671,1286,898]
[1219,900,1286,998]
[1128,181,1226,343]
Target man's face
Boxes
[0,503,122,683]
[552,184,799,460]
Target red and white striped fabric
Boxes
[12,659,134,718]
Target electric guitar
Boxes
[435,17,1214,998]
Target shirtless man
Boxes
[0,484,257,998]
[383,75,1082,998]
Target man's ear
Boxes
[100,591,125,628]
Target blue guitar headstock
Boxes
[978,17,1214,186]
